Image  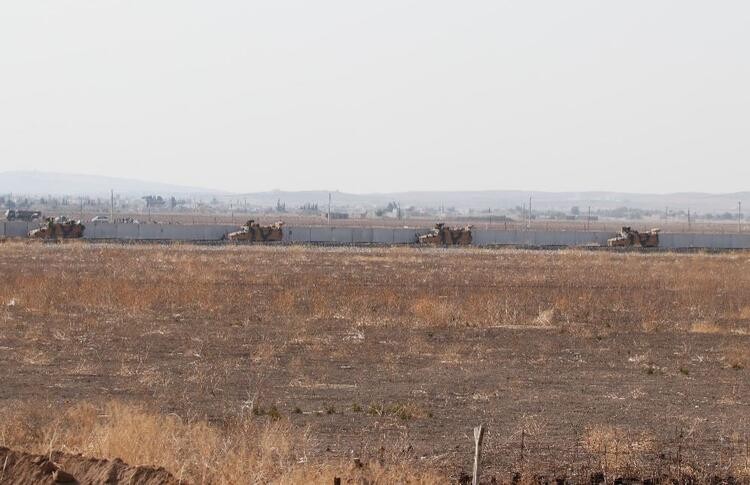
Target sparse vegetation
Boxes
[0,400,445,484]
[0,242,748,482]
[2,243,750,331]
[724,345,749,370]
[366,402,428,420]
[267,404,282,421]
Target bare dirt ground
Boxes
[0,242,748,482]
[0,447,180,485]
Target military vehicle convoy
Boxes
[226,220,284,242]
[418,223,473,245]
[0,213,674,249]
[28,217,85,240]
[607,227,660,248]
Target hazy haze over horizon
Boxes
[1,2,748,194]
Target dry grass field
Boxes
[0,241,749,483]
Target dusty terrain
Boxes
[0,242,748,482]
[0,446,180,485]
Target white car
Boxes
[90,216,109,223]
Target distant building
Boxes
[324,212,349,220]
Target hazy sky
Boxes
[1,1,749,194]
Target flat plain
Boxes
[0,242,748,483]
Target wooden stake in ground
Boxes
[472,425,485,485]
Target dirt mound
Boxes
[0,447,183,485]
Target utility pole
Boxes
[110,189,114,221]
[328,192,332,226]
[739,201,742,233]
[528,195,532,229]
[665,206,669,226]
[687,208,691,231]
[587,206,591,231]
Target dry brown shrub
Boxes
[366,402,431,420]
[723,345,749,370]
[533,307,557,326]
[0,400,444,484]
[274,288,300,316]
[3,242,750,334]
[640,319,662,333]
[581,425,656,474]
[690,321,724,334]
[410,297,461,326]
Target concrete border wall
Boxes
[659,232,750,249]
[472,229,610,247]
[280,227,750,248]
[2,221,32,237]
[282,226,420,244]
[82,223,237,241]
[285,226,312,243]
[3,221,750,249]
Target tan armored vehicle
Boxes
[607,227,660,248]
[226,220,284,242]
[28,217,85,240]
[418,223,473,245]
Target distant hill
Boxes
[236,189,749,213]
[0,171,223,196]
[1,171,746,212]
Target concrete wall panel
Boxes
[372,228,395,244]
[589,232,612,245]
[471,230,496,246]
[9,219,750,248]
[284,226,311,243]
[473,230,622,247]
[331,228,354,243]
[201,224,236,240]
[660,233,684,249]
[82,222,100,239]
[349,228,374,243]
[494,231,520,245]
[113,224,138,239]
[88,222,118,239]
[3,221,31,238]
[309,227,333,243]
[393,228,420,244]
